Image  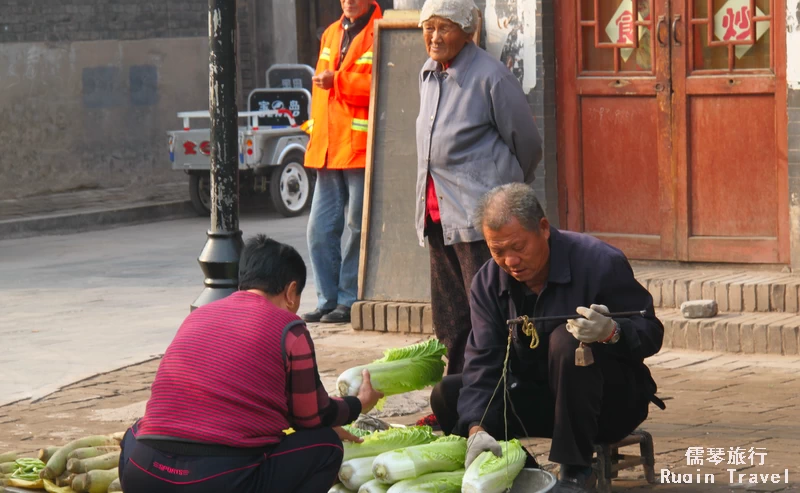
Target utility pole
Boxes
[191,0,243,311]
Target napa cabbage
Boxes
[461,439,527,493]
[336,339,447,402]
[372,436,466,484]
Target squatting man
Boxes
[430,183,666,493]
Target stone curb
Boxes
[352,301,434,335]
[353,300,800,357]
[659,309,800,356]
[638,269,800,314]
[0,354,163,409]
[0,200,196,240]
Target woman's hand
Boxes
[356,369,384,414]
[334,426,363,443]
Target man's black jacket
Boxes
[457,227,664,435]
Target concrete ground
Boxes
[0,182,188,222]
[2,216,800,492]
[1,330,799,492]
[0,212,317,406]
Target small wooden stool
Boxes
[591,429,656,492]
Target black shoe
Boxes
[320,305,351,323]
[302,307,334,323]
[553,465,593,492]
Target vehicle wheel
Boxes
[270,152,313,217]
[189,173,211,216]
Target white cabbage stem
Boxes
[371,451,417,484]
[337,366,364,396]
[339,456,377,491]
[358,478,390,493]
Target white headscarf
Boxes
[418,0,479,33]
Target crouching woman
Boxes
[118,235,382,493]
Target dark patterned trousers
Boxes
[427,222,492,375]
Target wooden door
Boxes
[672,0,789,263]
[556,0,676,260]
[556,0,789,264]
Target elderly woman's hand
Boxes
[312,70,334,90]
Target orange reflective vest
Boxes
[303,3,382,170]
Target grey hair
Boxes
[473,183,546,232]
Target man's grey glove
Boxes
[566,304,616,343]
[465,431,503,468]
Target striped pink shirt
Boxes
[136,291,360,448]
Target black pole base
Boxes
[190,229,244,311]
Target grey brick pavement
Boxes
[2,335,799,492]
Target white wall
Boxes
[788,0,800,89]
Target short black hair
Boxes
[238,235,307,295]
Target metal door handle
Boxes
[672,15,682,46]
[656,15,668,47]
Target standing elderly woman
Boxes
[416,0,543,379]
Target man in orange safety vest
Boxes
[302,0,382,324]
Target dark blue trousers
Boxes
[119,422,344,493]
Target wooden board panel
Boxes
[358,20,432,303]
[688,95,777,238]
[580,97,661,236]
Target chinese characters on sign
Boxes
[721,6,751,41]
[616,10,635,44]
[183,141,212,156]
[685,447,768,467]
[712,0,769,59]
[289,100,300,117]
[199,141,211,156]
[663,447,788,485]
[604,0,647,63]
[280,78,305,89]
[257,100,301,118]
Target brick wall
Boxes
[236,0,258,108]
[790,89,800,187]
[537,0,558,226]
[0,0,207,43]
[529,0,558,225]
[789,88,800,268]
[525,0,549,218]
[0,0,275,199]
[0,0,214,199]
[0,0,261,106]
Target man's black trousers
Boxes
[430,325,652,467]
[119,422,342,493]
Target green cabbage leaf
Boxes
[342,425,374,438]
[385,470,465,493]
[343,426,437,461]
[461,439,527,493]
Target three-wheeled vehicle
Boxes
[168,64,316,217]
